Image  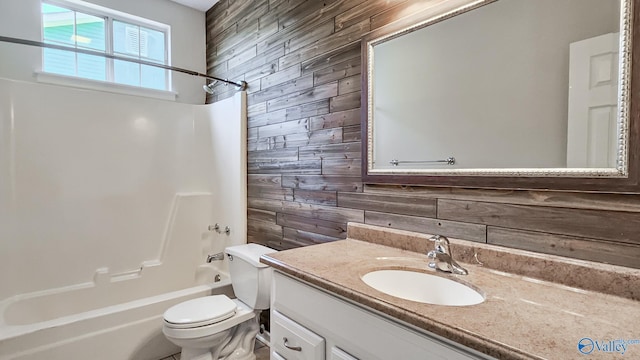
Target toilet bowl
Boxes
[162,244,277,360]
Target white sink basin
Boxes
[361,270,484,306]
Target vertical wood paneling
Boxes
[207,0,640,269]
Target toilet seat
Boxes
[163,298,256,340]
[164,295,237,329]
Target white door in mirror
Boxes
[567,32,620,168]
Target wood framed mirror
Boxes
[361,0,640,192]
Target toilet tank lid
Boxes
[225,243,277,268]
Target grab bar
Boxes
[390,157,455,166]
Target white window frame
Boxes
[37,0,176,100]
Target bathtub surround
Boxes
[205,1,640,269]
[0,78,247,359]
[1,194,225,328]
[0,78,247,300]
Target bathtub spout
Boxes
[207,253,225,262]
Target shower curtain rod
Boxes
[0,35,247,91]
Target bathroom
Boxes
[1,0,639,359]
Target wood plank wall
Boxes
[205,0,640,269]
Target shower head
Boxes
[203,81,216,94]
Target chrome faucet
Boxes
[427,235,468,275]
[207,252,225,262]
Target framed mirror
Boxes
[361,0,640,192]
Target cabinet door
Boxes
[271,310,325,360]
[330,347,359,360]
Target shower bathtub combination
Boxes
[0,79,248,360]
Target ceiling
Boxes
[168,0,219,12]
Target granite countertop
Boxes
[260,223,640,360]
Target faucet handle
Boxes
[429,234,449,242]
[427,235,468,275]
[429,235,451,254]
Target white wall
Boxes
[373,0,620,169]
[0,78,246,301]
[0,0,207,104]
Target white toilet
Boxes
[163,243,277,360]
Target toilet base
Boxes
[180,348,216,360]
[218,310,260,360]
[174,309,262,360]
[176,329,232,360]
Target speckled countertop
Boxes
[260,223,640,360]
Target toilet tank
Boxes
[224,243,277,310]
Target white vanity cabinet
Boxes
[270,271,494,360]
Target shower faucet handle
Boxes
[207,224,230,235]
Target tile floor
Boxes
[159,339,269,360]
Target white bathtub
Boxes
[0,191,239,360]
[0,191,243,360]
[0,276,233,360]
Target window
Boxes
[41,1,170,91]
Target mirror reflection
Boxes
[368,0,628,174]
